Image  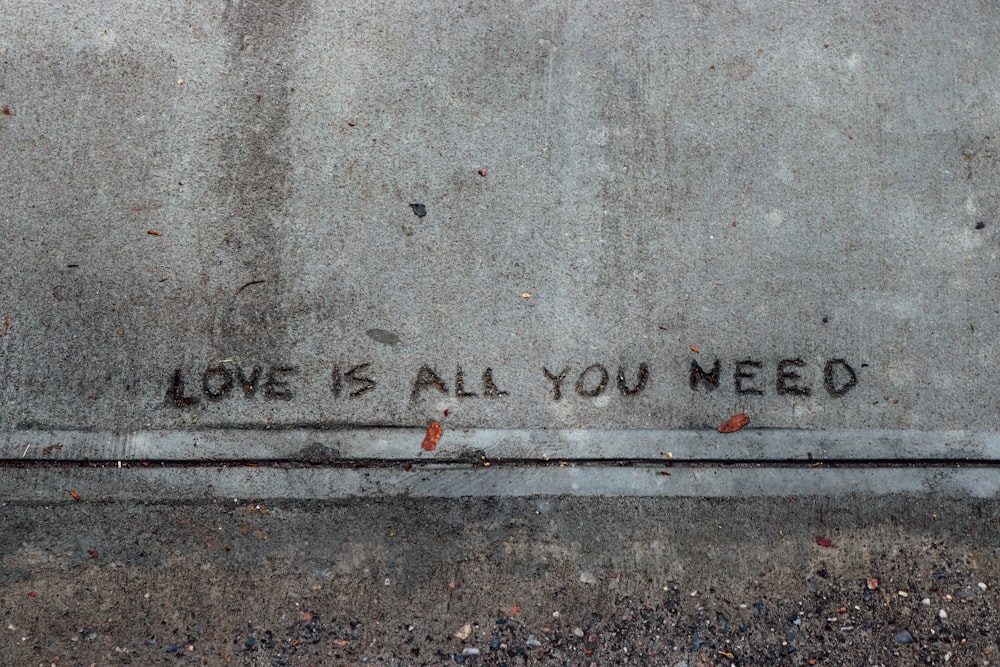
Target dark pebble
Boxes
[692,637,708,649]
[454,655,465,664]
[245,637,256,649]
[717,612,730,633]
[166,644,179,653]
[409,203,427,218]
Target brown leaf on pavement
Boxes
[421,421,443,451]
[717,413,750,433]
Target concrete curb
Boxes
[4,427,999,461]
[2,464,996,501]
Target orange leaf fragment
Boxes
[717,413,750,433]
[421,421,442,451]
[69,490,81,501]
[690,345,700,353]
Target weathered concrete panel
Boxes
[1,2,997,460]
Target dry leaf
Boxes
[421,421,443,451]
[717,413,750,433]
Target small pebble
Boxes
[572,628,584,638]
[526,635,542,648]
[462,648,480,656]
[979,582,988,591]
[939,609,948,619]
[692,637,707,649]
[893,629,915,644]
[921,598,931,605]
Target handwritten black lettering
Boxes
[411,365,448,399]
[734,359,764,395]
[264,366,297,400]
[776,358,811,396]
[690,359,720,392]
[235,365,262,397]
[201,366,234,400]
[617,363,649,396]
[824,358,858,397]
[333,363,376,398]
[542,366,570,400]
[455,365,477,398]
[575,364,609,397]
[165,369,199,407]
[482,368,508,398]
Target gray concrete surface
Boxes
[3,3,1000,665]
[1,1,997,461]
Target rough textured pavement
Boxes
[3,493,1000,666]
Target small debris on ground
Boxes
[717,413,750,433]
[421,422,442,451]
